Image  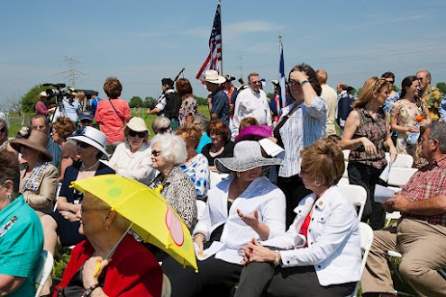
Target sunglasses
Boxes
[77,142,91,149]
[128,130,146,138]
[0,127,6,133]
[151,150,161,157]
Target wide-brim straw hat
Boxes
[68,126,109,159]
[204,70,226,85]
[126,117,148,133]
[10,130,52,162]
[215,140,282,173]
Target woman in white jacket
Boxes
[162,140,286,297]
[108,117,156,185]
[234,138,362,297]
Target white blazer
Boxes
[262,185,361,286]
[193,176,286,264]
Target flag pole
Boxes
[219,0,223,75]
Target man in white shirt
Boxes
[232,73,272,136]
[316,69,338,136]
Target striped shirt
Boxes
[278,97,327,177]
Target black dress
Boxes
[50,161,115,246]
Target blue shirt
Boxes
[0,196,43,297]
[196,132,212,154]
[47,137,62,169]
[211,89,230,126]
[383,92,400,114]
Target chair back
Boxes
[387,167,417,187]
[385,153,413,168]
[161,273,172,297]
[34,250,54,297]
[338,184,367,219]
[350,223,374,297]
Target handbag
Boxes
[273,103,301,147]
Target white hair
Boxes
[151,133,187,165]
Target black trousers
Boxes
[162,255,243,297]
[277,174,312,228]
[234,262,356,297]
[347,161,385,230]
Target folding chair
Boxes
[338,184,367,219]
[349,223,374,297]
[34,250,54,297]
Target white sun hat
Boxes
[204,70,226,85]
[68,126,109,159]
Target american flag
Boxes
[196,2,222,80]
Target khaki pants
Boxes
[361,218,446,297]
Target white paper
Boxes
[259,138,284,157]
[374,185,396,204]
[379,163,392,182]
[195,241,225,261]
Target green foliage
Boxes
[129,96,143,108]
[21,84,47,112]
[143,97,156,109]
[194,95,208,106]
[436,82,446,94]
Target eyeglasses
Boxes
[0,127,6,133]
[128,130,147,138]
[250,80,262,85]
[151,150,161,157]
[77,142,91,149]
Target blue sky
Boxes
[1,0,445,107]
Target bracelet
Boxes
[300,80,310,85]
[82,283,100,297]
[273,251,282,267]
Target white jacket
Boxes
[262,185,361,286]
[108,142,157,185]
[193,176,286,264]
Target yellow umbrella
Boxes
[71,174,198,271]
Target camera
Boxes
[42,83,73,100]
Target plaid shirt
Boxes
[400,156,446,226]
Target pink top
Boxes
[35,101,49,115]
[95,98,131,144]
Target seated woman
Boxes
[43,127,115,249]
[176,126,210,201]
[10,129,59,214]
[0,151,43,297]
[162,140,286,297]
[53,192,162,297]
[201,119,234,168]
[109,117,156,185]
[234,138,361,297]
[149,133,197,230]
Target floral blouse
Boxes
[178,96,198,127]
[179,154,210,201]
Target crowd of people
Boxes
[0,65,445,297]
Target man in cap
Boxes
[34,91,56,117]
[204,70,230,126]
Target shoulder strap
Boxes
[273,103,301,134]
[108,100,125,124]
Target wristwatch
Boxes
[81,283,100,297]
[273,251,282,267]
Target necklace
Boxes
[81,161,99,171]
